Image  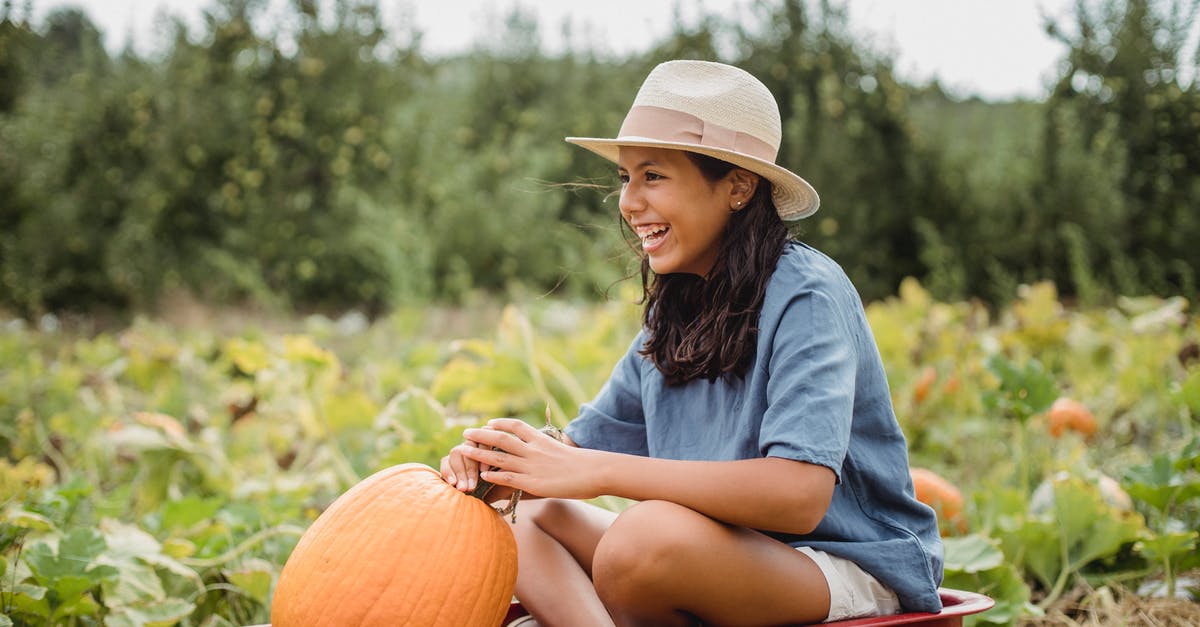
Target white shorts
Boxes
[797,547,902,622]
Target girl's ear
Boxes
[728,169,760,210]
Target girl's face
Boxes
[617,147,747,276]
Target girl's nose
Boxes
[618,183,643,220]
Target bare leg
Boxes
[591,500,831,627]
[510,499,618,627]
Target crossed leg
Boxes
[511,499,831,627]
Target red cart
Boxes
[500,587,995,627]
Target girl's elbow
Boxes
[784,489,834,534]
[784,508,827,535]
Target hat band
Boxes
[616,105,778,163]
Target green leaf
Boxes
[321,388,379,433]
[23,529,118,587]
[49,586,100,620]
[377,387,452,442]
[224,558,274,605]
[4,509,54,532]
[943,562,1030,625]
[100,519,162,559]
[89,520,203,599]
[1053,477,1145,569]
[1015,475,1146,589]
[59,527,107,563]
[1174,369,1200,417]
[52,575,96,602]
[6,584,50,619]
[1136,530,1198,562]
[982,355,1058,421]
[100,560,165,604]
[1124,453,1200,514]
[161,537,197,559]
[223,338,271,375]
[944,534,1006,573]
[105,598,196,627]
[162,497,224,531]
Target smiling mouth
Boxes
[636,224,670,248]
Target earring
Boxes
[730,200,744,213]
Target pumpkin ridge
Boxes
[383,465,464,625]
[353,483,421,625]
[369,473,447,625]
[320,472,413,625]
[345,470,434,623]
[456,499,501,625]
[477,513,516,624]
[427,479,487,625]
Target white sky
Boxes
[28,0,1084,100]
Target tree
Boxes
[1039,0,1200,298]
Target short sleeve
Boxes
[759,289,857,481]
[565,331,649,456]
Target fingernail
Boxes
[446,473,456,484]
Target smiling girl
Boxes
[441,60,943,626]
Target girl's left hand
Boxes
[460,418,600,500]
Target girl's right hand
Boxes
[440,440,483,493]
[440,438,519,504]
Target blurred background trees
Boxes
[0,0,1197,317]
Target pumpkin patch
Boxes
[271,463,517,627]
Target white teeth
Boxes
[637,225,669,242]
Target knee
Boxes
[510,498,571,539]
[592,501,703,604]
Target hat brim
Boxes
[565,136,820,221]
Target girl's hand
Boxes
[439,439,484,493]
[440,439,518,503]
[460,418,599,500]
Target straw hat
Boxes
[566,60,819,220]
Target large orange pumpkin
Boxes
[271,463,517,627]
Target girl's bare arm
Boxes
[462,419,835,535]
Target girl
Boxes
[441,60,943,626]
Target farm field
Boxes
[1,280,1198,626]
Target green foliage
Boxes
[1,0,1197,316]
[1006,474,1146,608]
[982,355,1059,424]
[2,282,1199,624]
[942,535,1033,625]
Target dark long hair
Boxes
[631,151,791,386]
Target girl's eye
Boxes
[618,173,630,184]
[644,172,663,181]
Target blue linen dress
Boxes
[565,241,944,613]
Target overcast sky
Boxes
[28,0,1090,100]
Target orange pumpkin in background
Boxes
[913,366,937,405]
[271,463,517,627]
[910,467,968,536]
[1047,397,1097,439]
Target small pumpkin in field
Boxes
[910,467,967,536]
[913,366,937,405]
[1046,397,1097,439]
[271,463,517,627]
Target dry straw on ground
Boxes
[1020,580,1200,627]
